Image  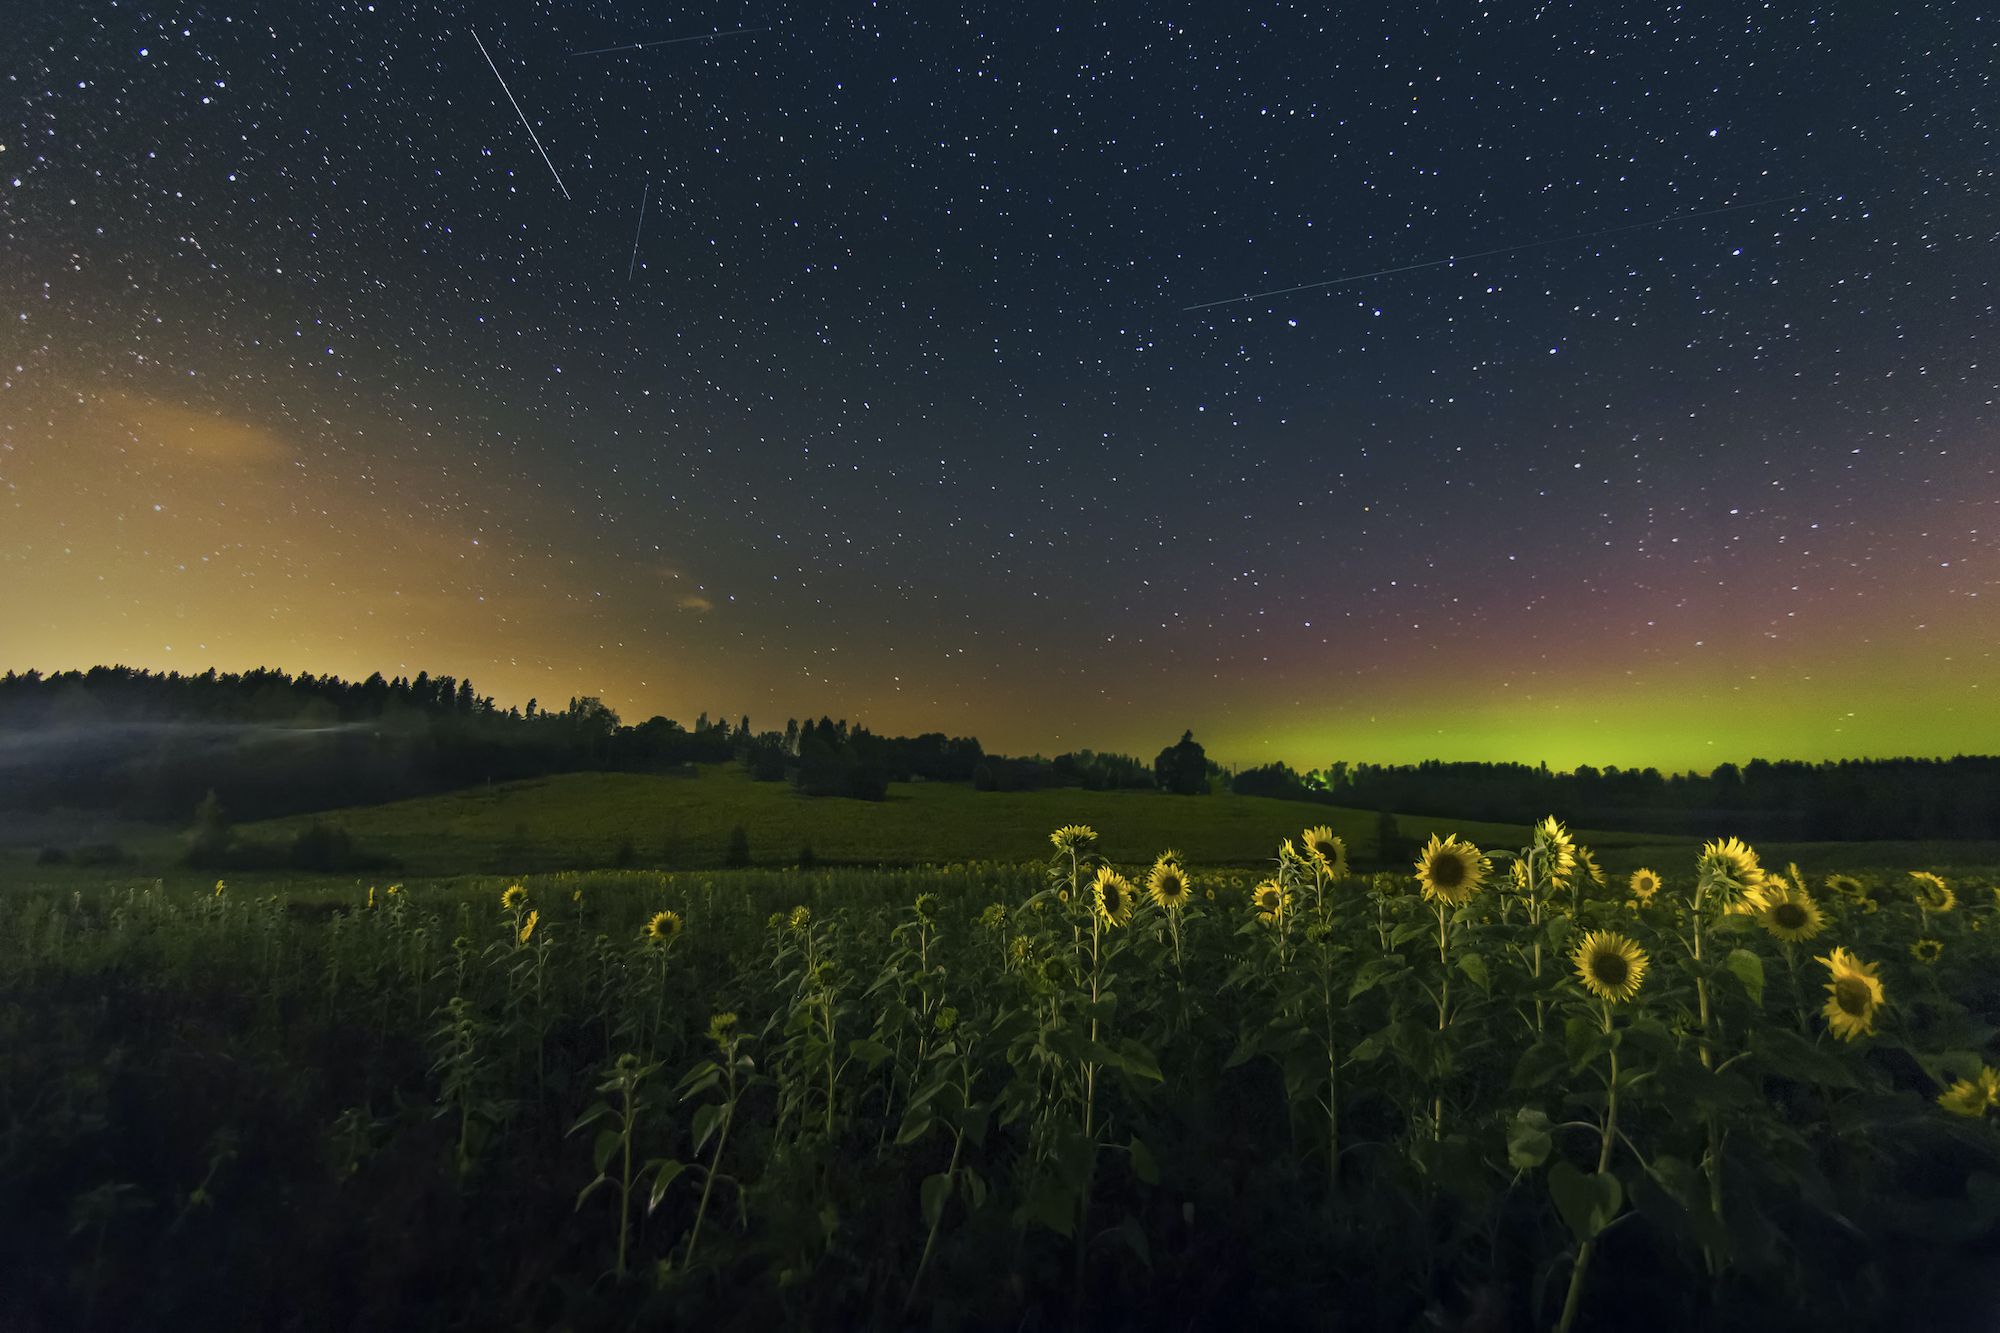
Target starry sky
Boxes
[3,2,1995,772]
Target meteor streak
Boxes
[569,27,771,58]
[470,28,571,201]
[627,182,649,281]
[1183,192,1813,311]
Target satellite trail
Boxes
[470,28,571,201]
[627,182,650,281]
[1182,193,1813,311]
[569,27,771,58]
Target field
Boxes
[3,804,1999,1331]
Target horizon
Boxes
[5,657,1992,778]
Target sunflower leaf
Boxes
[1548,1160,1622,1241]
[645,1159,685,1215]
[1725,949,1765,1006]
[1456,952,1490,991]
[1507,1108,1553,1170]
[921,1172,953,1229]
[592,1128,621,1177]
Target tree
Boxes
[724,823,751,868]
[1153,730,1211,796]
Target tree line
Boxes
[1227,755,2000,841]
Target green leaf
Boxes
[592,1128,621,1177]
[574,1173,608,1212]
[1548,1160,1623,1242]
[1018,1177,1076,1237]
[963,1167,988,1211]
[568,1101,614,1136]
[1456,952,1490,991]
[894,1111,936,1147]
[1507,1108,1553,1170]
[1115,1039,1165,1083]
[1725,948,1765,1007]
[1116,1214,1152,1268]
[848,1037,894,1069]
[1753,1027,1859,1089]
[1129,1135,1160,1185]
[692,1102,724,1155]
[645,1159,685,1215]
[921,1172,953,1229]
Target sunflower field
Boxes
[2,822,1997,1330]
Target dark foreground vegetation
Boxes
[3,825,1997,1331]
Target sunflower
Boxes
[1938,1067,2000,1118]
[1817,947,1886,1042]
[1049,825,1099,855]
[913,892,940,922]
[1251,878,1290,924]
[1300,826,1349,881]
[1091,865,1136,927]
[501,884,528,911]
[1510,860,1531,893]
[788,905,812,931]
[1909,871,1957,914]
[1414,834,1489,906]
[1577,846,1606,889]
[213,879,227,898]
[1824,874,1866,901]
[1147,856,1193,911]
[1699,836,1766,898]
[1860,897,1880,915]
[1533,816,1578,887]
[644,909,684,943]
[518,909,540,944]
[1757,888,1826,942]
[1910,937,1943,965]
[1571,930,1649,1004]
[366,885,377,911]
[1628,868,1661,904]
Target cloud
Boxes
[678,594,715,614]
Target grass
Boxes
[8,764,1998,888]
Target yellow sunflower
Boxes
[1300,826,1349,881]
[1147,856,1193,911]
[1757,888,1826,943]
[1091,865,1136,928]
[500,884,528,911]
[1251,878,1290,924]
[1414,834,1489,906]
[789,905,812,931]
[518,909,540,944]
[1910,937,1943,965]
[1817,947,1886,1042]
[1628,868,1661,904]
[1049,825,1098,855]
[1909,871,1957,914]
[1510,860,1531,893]
[1699,836,1766,898]
[1823,874,1866,901]
[1571,930,1649,1004]
[1938,1067,2000,1118]
[1577,846,1606,889]
[644,909,684,943]
[1533,816,1578,887]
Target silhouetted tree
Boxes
[1154,730,1211,795]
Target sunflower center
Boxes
[1312,841,1335,861]
[1590,952,1629,988]
[1773,903,1808,930]
[1258,889,1280,910]
[1834,977,1871,1017]
[1431,854,1467,889]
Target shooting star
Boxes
[470,28,571,201]
[1183,192,1814,311]
[569,27,771,58]
[627,182,650,281]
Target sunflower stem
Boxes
[1553,1005,1619,1333]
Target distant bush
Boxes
[797,843,817,869]
[35,845,65,865]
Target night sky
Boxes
[4,3,1995,771]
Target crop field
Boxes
[3,818,1997,1331]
